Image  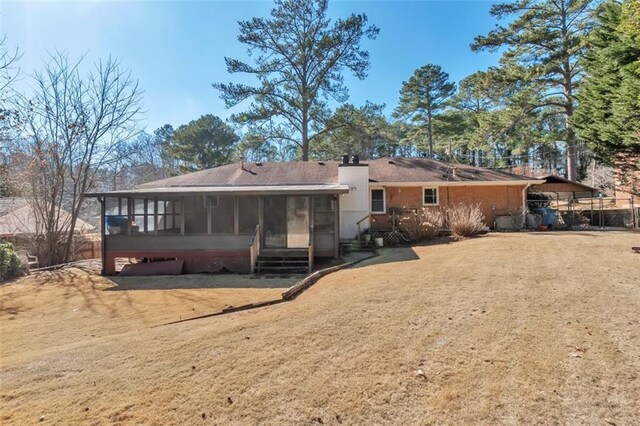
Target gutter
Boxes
[369,180,544,188]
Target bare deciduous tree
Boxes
[0,35,21,98]
[0,35,22,196]
[15,53,142,265]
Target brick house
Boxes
[87,156,542,275]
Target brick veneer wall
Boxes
[370,185,527,230]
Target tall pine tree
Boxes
[394,64,456,159]
[472,0,597,181]
[214,0,378,161]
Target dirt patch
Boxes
[1,231,639,424]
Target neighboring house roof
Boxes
[0,197,95,236]
[0,197,29,216]
[131,157,538,191]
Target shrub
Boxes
[527,192,551,211]
[0,242,23,281]
[397,207,445,241]
[446,203,485,238]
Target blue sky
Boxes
[2,0,501,132]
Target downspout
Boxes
[522,184,533,229]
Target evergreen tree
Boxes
[311,103,394,160]
[394,64,456,158]
[214,0,379,161]
[472,0,597,181]
[574,0,640,164]
[172,115,239,172]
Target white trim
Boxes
[370,187,386,214]
[87,184,350,197]
[369,180,543,187]
[422,186,439,206]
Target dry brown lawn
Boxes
[1,231,639,425]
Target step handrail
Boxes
[308,223,314,273]
[249,224,260,274]
[356,214,371,240]
[356,214,370,225]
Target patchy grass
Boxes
[1,231,639,424]
[0,267,294,361]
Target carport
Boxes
[528,175,638,229]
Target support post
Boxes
[154,197,159,236]
[334,196,340,258]
[180,196,185,236]
[100,197,106,275]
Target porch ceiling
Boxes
[86,184,350,198]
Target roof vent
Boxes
[318,161,325,165]
[388,160,395,165]
[255,162,263,166]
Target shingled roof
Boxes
[367,157,534,183]
[138,161,342,188]
[137,157,534,189]
[0,197,94,236]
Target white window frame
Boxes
[370,187,386,214]
[423,186,439,206]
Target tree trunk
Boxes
[427,110,433,159]
[302,112,309,161]
[565,112,577,181]
[560,2,577,182]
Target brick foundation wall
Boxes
[104,250,250,275]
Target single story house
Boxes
[86,156,542,275]
[0,197,94,238]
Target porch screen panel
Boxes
[184,196,208,234]
[156,199,181,233]
[237,196,259,234]
[211,196,235,234]
[313,195,335,233]
[132,198,156,234]
[104,197,128,235]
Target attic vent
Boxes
[255,162,263,166]
[388,160,395,165]
[318,161,325,165]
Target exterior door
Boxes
[264,196,287,247]
[286,196,309,248]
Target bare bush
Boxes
[397,207,445,241]
[446,203,485,238]
[13,53,142,266]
